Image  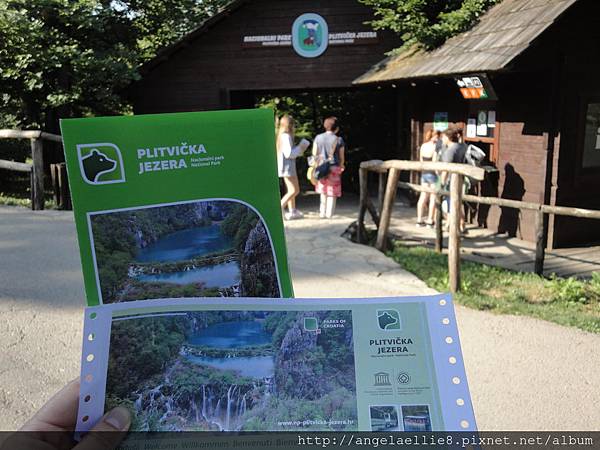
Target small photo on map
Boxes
[400,405,432,431]
[369,405,400,431]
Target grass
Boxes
[387,243,600,334]
[0,193,58,209]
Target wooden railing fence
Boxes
[358,159,600,293]
[0,129,62,210]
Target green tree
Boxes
[113,0,230,60]
[0,0,230,130]
[360,0,500,51]
[0,0,139,129]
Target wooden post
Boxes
[376,168,400,251]
[534,209,545,275]
[448,174,463,293]
[30,138,44,210]
[59,163,71,210]
[358,167,368,244]
[435,193,443,253]
[378,172,387,215]
[50,164,60,207]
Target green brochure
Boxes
[76,295,476,433]
[60,109,294,306]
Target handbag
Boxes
[314,137,338,180]
[306,165,317,186]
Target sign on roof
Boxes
[242,13,379,58]
[456,75,498,100]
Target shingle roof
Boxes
[354,0,578,84]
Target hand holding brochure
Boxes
[76,295,475,433]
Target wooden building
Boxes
[128,0,401,112]
[130,0,599,248]
[356,0,599,248]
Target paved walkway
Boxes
[1,202,599,431]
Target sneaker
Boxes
[285,210,302,221]
[416,221,426,228]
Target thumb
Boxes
[74,407,131,450]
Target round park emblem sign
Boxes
[292,13,329,58]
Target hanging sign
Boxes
[456,74,498,100]
[433,112,449,131]
[242,14,378,56]
[291,13,329,58]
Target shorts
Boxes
[421,173,438,184]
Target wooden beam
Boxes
[0,159,32,172]
[435,194,443,253]
[0,129,62,142]
[534,210,545,275]
[448,174,463,293]
[30,138,44,210]
[361,159,485,181]
[376,167,400,251]
[358,167,368,244]
[378,171,387,214]
[58,163,71,210]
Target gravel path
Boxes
[0,203,598,430]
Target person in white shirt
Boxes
[277,115,305,220]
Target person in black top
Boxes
[440,127,468,233]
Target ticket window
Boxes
[581,100,600,169]
[461,103,500,164]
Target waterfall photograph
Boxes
[89,199,280,303]
[104,310,358,431]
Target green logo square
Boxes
[377,309,401,330]
[304,317,318,331]
[77,143,125,185]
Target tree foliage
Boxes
[113,0,229,60]
[360,0,500,51]
[0,0,228,129]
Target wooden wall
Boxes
[531,0,600,247]
[405,73,555,244]
[405,0,600,248]
[129,0,401,113]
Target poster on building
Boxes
[466,119,477,138]
[476,111,488,136]
[75,295,476,435]
[60,110,294,306]
[433,112,449,131]
[487,110,496,127]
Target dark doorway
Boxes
[230,87,402,193]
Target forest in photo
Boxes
[90,200,279,302]
[105,310,357,431]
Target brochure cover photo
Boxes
[60,109,293,306]
[76,295,476,433]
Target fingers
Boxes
[74,407,131,450]
[20,379,81,432]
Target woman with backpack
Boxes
[311,116,345,219]
[440,126,468,233]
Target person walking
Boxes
[277,115,307,220]
[416,129,440,227]
[440,126,468,233]
[312,116,345,218]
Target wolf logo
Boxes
[81,149,116,182]
[77,143,125,185]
